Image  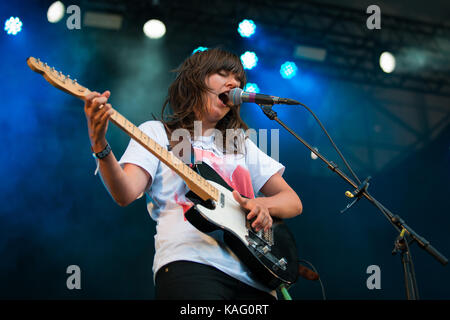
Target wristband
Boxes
[92,143,111,159]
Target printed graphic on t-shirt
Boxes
[194,148,255,199]
[173,147,255,219]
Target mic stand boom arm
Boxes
[257,104,448,299]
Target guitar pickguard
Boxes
[184,162,299,289]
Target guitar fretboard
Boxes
[109,109,219,202]
[25,57,219,202]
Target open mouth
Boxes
[218,92,229,105]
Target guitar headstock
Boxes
[27,56,90,99]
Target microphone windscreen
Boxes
[229,88,243,105]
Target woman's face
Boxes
[200,70,241,127]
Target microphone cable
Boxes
[289,100,362,186]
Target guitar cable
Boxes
[299,259,327,300]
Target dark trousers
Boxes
[155,260,277,300]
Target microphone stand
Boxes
[257,103,448,300]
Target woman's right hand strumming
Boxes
[83,90,114,153]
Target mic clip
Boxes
[392,228,408,255]
[258,104,277,120]
[340,176,371,214]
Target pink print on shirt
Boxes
[194,148,255,199]
[174,193,193,220]
[174,147,255,217]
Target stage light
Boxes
[4,17,22,35]
[280,61,298,79]
[238,19,256,38]
[192,46,208,54]
[379,51,395,73]
[240,51,258,70]
[311,147,319,160]
[47,1,65,23]
[244,83,260,93]
[143,19,166,39]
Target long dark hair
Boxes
[161,48,249,152]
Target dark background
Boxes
[0,0,449,299]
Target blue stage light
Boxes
[280,61,298,79]
[244,83,260,93]
[240,51,258,70]
[4,17,22,35]
[238,19,256,38]
[192,46,208,55]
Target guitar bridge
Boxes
[246,232,287,271]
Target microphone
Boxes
[228,88,300,106]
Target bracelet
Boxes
[92,143,112,159]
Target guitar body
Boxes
[185,163,299,290]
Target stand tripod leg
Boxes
[402,250,419,300]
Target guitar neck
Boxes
[25,56,218,202]
[108,108,219,202]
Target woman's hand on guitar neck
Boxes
[84,90,113,152]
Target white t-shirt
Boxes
[118,120,285,295]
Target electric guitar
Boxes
[27,57,299,290]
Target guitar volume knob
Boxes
[277,258,287,270]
